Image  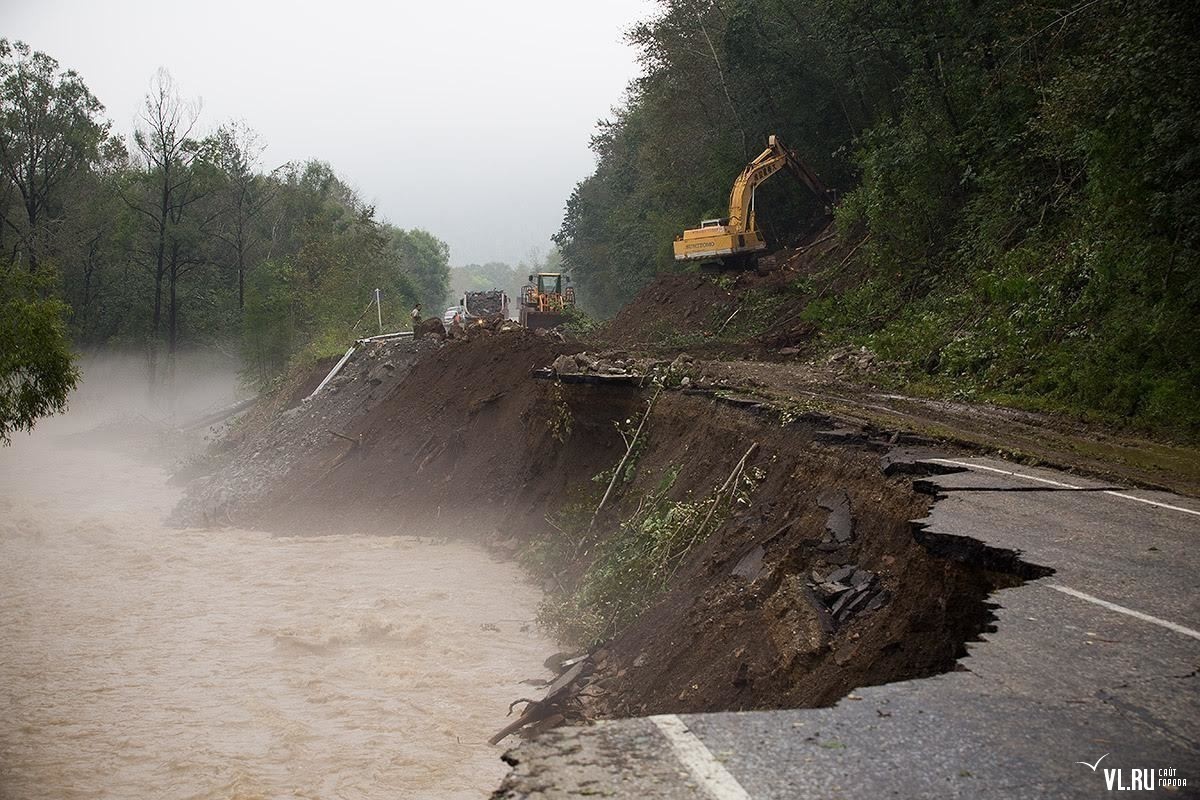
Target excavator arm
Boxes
[726,135,829,235]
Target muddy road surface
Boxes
[0,431,556,799]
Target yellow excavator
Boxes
[673,134,830,265]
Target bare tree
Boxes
[210,121,274,309]
[121,69,210,389]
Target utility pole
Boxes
[375,288,383,334]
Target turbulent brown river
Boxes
[0,428,557,799]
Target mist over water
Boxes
[0,359,556,799]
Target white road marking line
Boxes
[928,459,1200,517]
[1101,491,1200,517]
[650,714,751,800]
[1048,585,1200,642]
[930,458,1082,488]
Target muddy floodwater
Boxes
[0,432,557,799]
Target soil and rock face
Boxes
[172,336,441,527]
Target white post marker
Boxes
[650,714,751,800]
[375,288,383,334]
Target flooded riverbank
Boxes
[0,432,556,799]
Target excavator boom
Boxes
[674,135,829,264]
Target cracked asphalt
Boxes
[495,456,1200,799]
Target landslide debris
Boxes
[174,323,1047,744]
[171,336,439,527]
[596,223,844,356]
[217,327,588,534]
[515,390,1032,725]
[593,229,1200,494]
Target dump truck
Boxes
[673,134,830,266]
[461,289,509,324]
[519,273,575,330]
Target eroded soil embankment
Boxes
[528,389,1037,718]
[176,331,1046,719]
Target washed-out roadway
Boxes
[496,455,1200,798]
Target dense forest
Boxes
[557,0,1198,435]
[0,40,451,437]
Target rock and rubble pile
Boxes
[451,316,528,340]
[170,336,438,527]
[548,350,737,391]
[809,564,889,628]
[463,289,508,320]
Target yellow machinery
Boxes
[519,273,576,329]
[673,134,829,264]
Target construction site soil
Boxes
[172,251,1197,753]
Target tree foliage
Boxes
[558,0,1199,434]
[0,39,109,272]
[0,266,78,442]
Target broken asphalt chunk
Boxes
[826,565,856,584]
[818,490,853,543]
[732,544,766,582]
[850,568,874,587]
[866,590,891,612]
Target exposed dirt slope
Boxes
[172,337,440,526]
[598,223,843,355]
[242,329,592,534]
[586,233,1200,495]
[177,332,1045,723]
[553,393,1027,717]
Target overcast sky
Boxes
[2,0,653,265]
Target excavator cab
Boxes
[519,272,576,330]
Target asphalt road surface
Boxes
[497,456,1200,799]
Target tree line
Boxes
[1,39,451,437]
[557,0,1198,434]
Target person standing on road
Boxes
[410,303,422,330]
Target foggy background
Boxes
[0,0,653,265]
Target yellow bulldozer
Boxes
[519,272,576,330]
[673,134,830,266]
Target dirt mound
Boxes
[244,328,591,533]
[171,336,440,526]
[602,273,738,348]
[598,223,849,354]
